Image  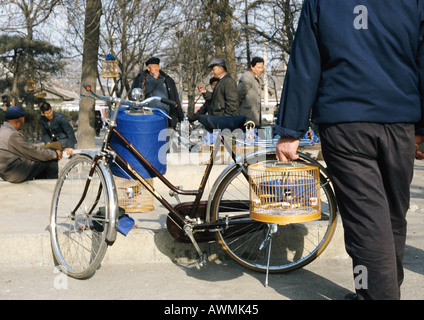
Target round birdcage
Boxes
[248,162,321,225]
[114,177,154,213]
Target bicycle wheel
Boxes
[50,154,111,279]
[210,150,337,273]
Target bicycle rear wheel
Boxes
[210,151,337,273]
[50,154,111,279]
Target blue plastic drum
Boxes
[109,108,168,179]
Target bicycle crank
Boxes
[183,224,208,268]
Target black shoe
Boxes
[344,293,359,300]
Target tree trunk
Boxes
[187,83,196,118]
[78,0,102,149]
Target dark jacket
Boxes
[275,0,424,138]
[131,69,184,128]
[188,92,212,122]
[206,74,239,116]
[0,122,58,183]
[40,112,77,149]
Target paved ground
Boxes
[0,143,423,301]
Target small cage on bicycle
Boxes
[248,162,321,225]
[114,176,155,213]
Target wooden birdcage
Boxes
[248,162,321,225]
[115,177,155,213]
[27,78,36,91]
[102,59,119,78]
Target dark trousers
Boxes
[26,160,58,181]
[319,123,415,300]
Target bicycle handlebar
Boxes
[81,83,173,119]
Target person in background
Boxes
[131,57,184,128]
[39,102,76,156]
[0,106,62,183]
[203,58,239,116]
[238,57,264,128]
[189,77,219,122]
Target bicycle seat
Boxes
[198,115,246,132]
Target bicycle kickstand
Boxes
[259,223,278,287]
[183,224,207,268]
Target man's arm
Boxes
[274,0,320,162]
[39,118,52,144]
[8,132,59,162]
[224,77,240,116]
[274,0,321,141]
[415,5,424,159]
[58,114,77,148]
[237,72,252,105]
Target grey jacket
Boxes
[204,74,239,116]
[0,122,58,183]
[238,70,261,127]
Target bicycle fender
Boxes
[75,150,119,245]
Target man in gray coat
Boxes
[0,106,62,183]
[238,57,264,127]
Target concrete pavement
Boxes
[0,147,423,300]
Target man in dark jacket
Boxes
[189,77,219,122]
[131,57,184,128]
[201,58,239,116]
[275,0,424,300]
[0,106,62,183]
[39,102,77,156]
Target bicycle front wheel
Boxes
[211,151,337,273]
[50,154,111,279]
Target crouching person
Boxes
[0,106,62,183]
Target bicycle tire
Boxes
[50,154,111,279]
[210,150,337,273]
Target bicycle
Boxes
[49,84,338,282]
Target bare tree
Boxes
[0,0,61,105]
[99,0,172,98]
[201,0,239,79]
[163,1,215,117]
[233,0,303,66]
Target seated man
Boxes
[188,77,219,122]
[39,102,77,156]
[0,106,62,183]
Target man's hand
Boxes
[415,134,424,160]
[64,148,74,157]
[275,137,300,162]
[197,85,206,94]
[56,149,63,161]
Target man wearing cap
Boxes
[0,106,62,183]
[131,57,184,128]
[201,58,239,116]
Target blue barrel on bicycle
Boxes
[109,107,168,179]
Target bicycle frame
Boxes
[77,84,328,267]
[50,84,337,280]
[103,113,241,233]
[80,86,245,229]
